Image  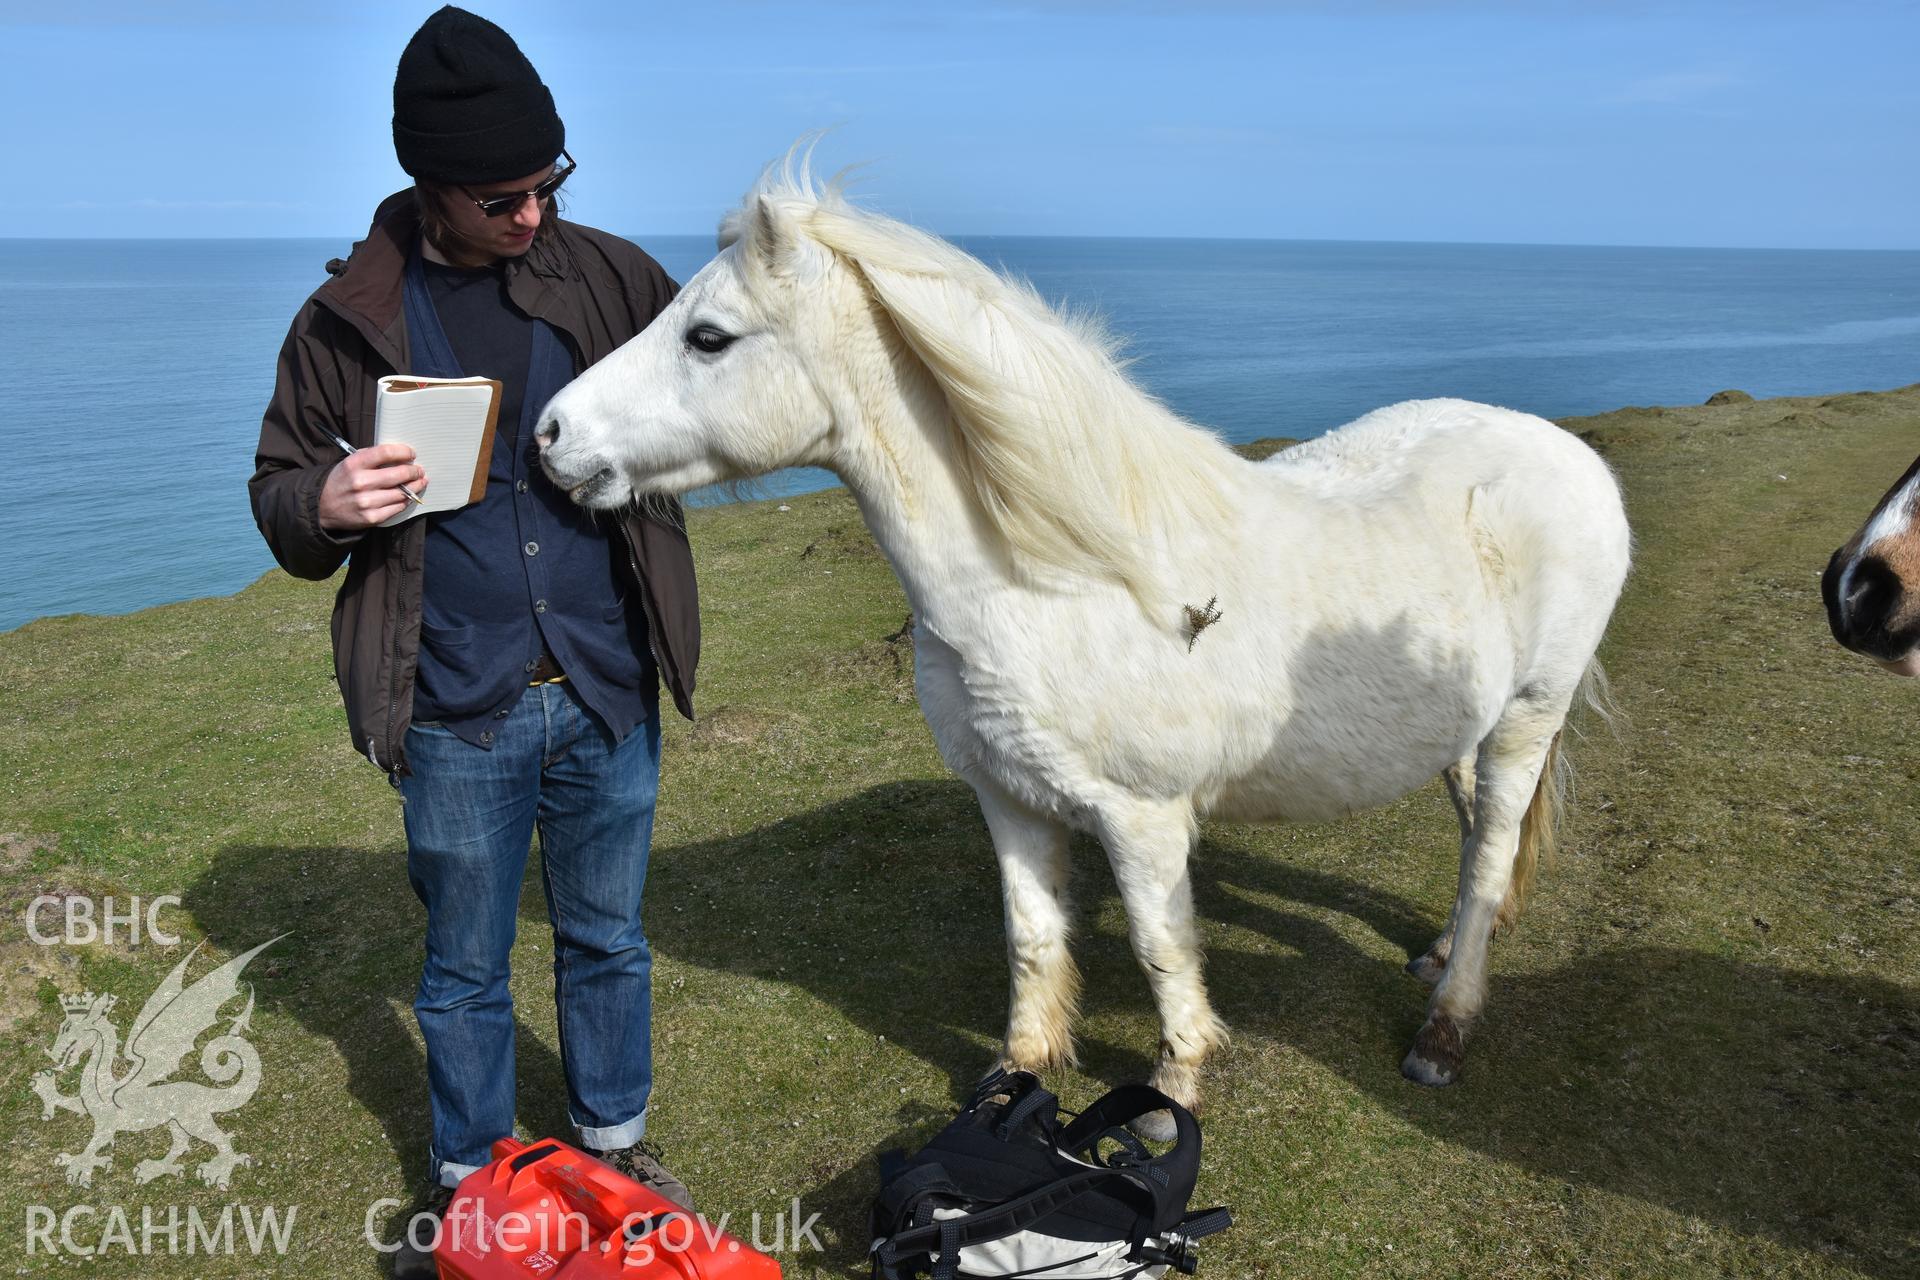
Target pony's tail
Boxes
[1572,656,1624,740]
[1495,730,1561,932]
[1494,657,1614,931]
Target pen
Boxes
[328,433,426,505]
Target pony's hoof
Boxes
[1128,1108,1178,1143]
[981,1062,1028,1094]
[1404,952,1447,985]
[1400,1049,1456,1087]
[1400,1013,1464,1088]
[1002,1030,1077,1074]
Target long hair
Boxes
[721,152,1239,612]
[411,181,564,267]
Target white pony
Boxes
[537,162,1631,1127]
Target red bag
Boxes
[435,1136,782,1279]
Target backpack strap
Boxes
[1057,1084,1197,1157]
[1086,1124,1152,1168]
[969,1066,1013,1102]
[992,1079,1060,1141]
[1176,1207,1233,1241]
[873,1159,966,1241]
[1057,1084,1202,1223]
[969,1068,1051,1115]
[1131,1206,1235,1275]
[933,1220,963,1280]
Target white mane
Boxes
[721,157,1241,605]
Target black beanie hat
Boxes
[392,6,565,184]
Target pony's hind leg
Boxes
[1097,797,1228,1137]
[1403,712,1563,1087]
[1408,754,1477,985]
[977,785,1081,1075]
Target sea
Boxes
[2,234,1916,633]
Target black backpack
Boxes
[870,1069,1232,1278]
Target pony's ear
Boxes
[747,195,787,264]
[746,195,823,282]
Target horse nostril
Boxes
[536,413,561,449]
[1839,554,1902,644]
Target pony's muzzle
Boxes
[1824,548,1920,669]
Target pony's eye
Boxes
[685,324,737,355]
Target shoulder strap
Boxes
[1177,1206,1233,1241]
[1057,1084,1201,1222]
[1056,1084,1196,1155]
[873,1159,965,1235]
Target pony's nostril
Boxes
[536,413,561,449]
[1841,554,1902,643]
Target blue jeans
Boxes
[398,678,661,1188]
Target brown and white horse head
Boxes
[1824,452,1920,676]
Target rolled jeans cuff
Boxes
[577,1107,647,1152]
[436,1156,482,1190]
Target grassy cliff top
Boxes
[3,385,1918,1277]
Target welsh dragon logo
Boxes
[31,937,283,1190]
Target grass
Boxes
[3,384,1918,1277]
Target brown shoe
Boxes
[389,1181,454,1279]
[592,1138,694,1213]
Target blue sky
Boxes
[8,1,1916,248]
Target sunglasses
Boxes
[460,151,576,218]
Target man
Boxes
[247,8,698,1273]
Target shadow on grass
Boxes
[639,780,1919,1278]
[182,782,1918,1277]
[185,845,578,1194]
[1196,855,1920,1278]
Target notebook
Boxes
[373,374,504,526]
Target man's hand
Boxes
[318,444,429,531]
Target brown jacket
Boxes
[248,190,699,776]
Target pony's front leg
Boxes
[976,784,1080,1075]
[1098,797,1228,1136]
[1403,721,1558,1087]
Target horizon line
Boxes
[3,231,1918,255]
